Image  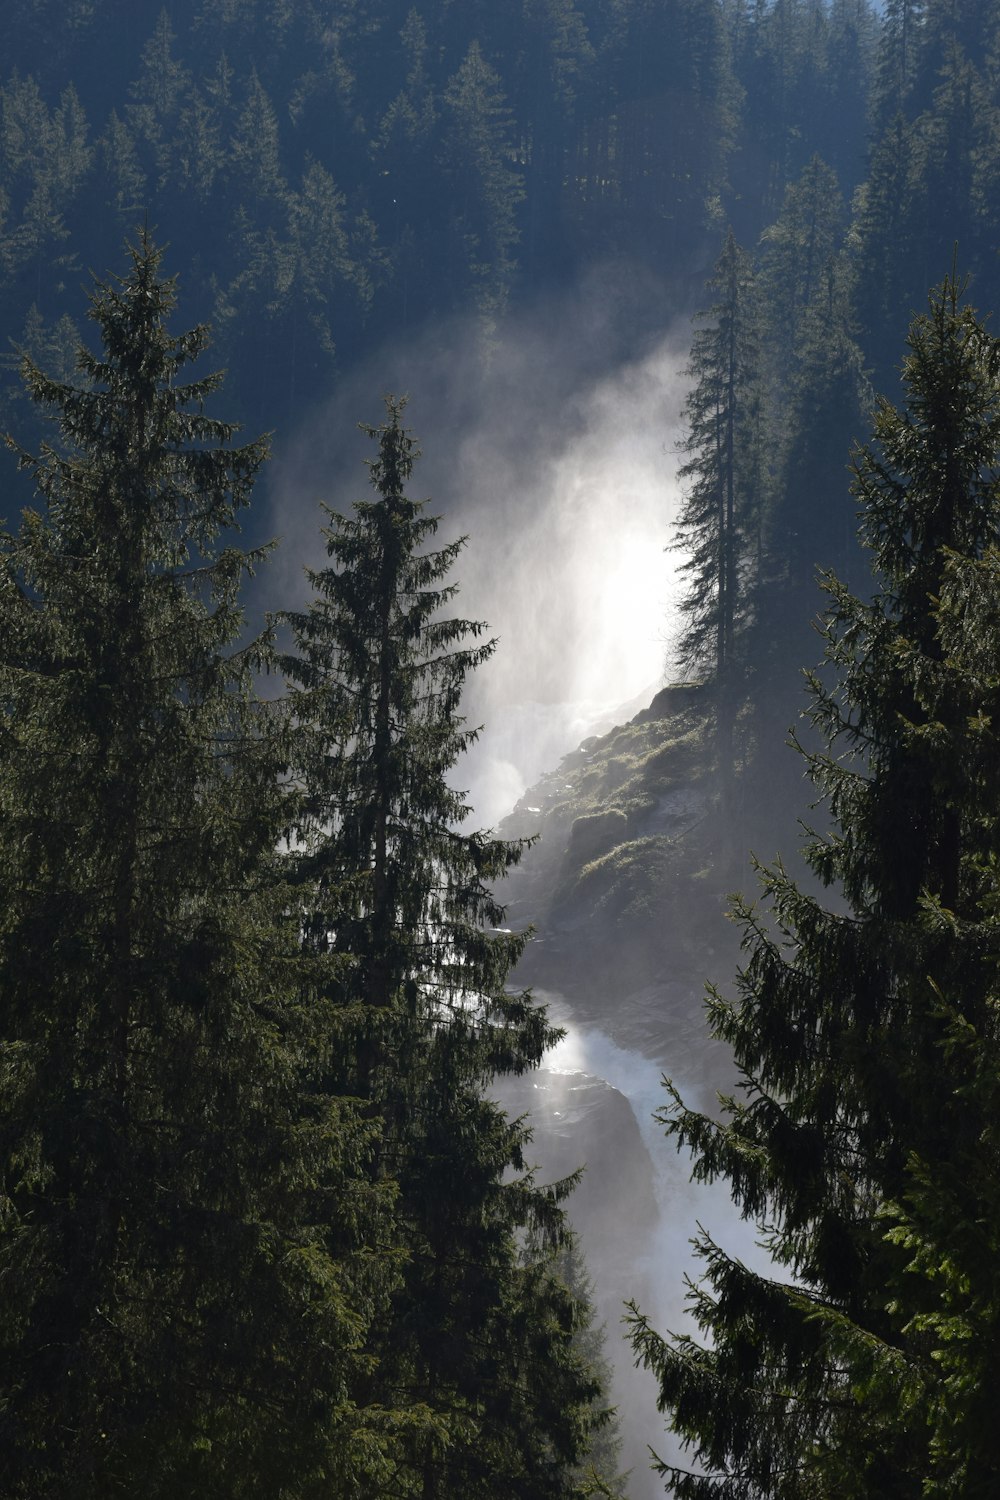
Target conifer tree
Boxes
[0,234,393,1498]
[283,396,608,1499]
[632,275,1000,1497]
[757,154,845,400]
[126,10,192,186]
[751,255,867,758]
[439,42,524,328]
[673,228,763,821]
[97,110,147,227]
[675,230,763,680]
[871,0,922,132]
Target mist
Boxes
[264,260,690,827]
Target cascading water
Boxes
[529,990,772,1499]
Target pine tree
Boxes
[757,154,845,400]
[673,228,764,825]
[282,395,607,1499]
[820,0,878,192]
[852,112,921,393]
[871,0,923,132]
[877,539,1000,1499]
[126,10,192,188]
[0,234,394,1498]
[675,230,763,680]
[97,111,147,227]
[751,254,867,771]
[439,41,524,329]
[631,275,1000,1497]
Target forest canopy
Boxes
[4,1,1000,1496]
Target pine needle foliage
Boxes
[0,234,393,1498]
[673,228,763,688]
[632,276,1000,1497]
[282,395,608,1498]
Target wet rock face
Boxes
[499,683,741,1066]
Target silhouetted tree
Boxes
[633,275,1000,1499]
[673,228,763,822]
[0,235,392,1498]
[283,395,608,1499]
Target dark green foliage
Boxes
[439,41,524,329]
[725,0,877,238]
[672,227,763,842]
[876,540,1000,1500]
[674,229,763,686]
[555,1236,629,1498]
[0,0,747,431]
[671,226,767,876]
[751,228,867,757]
[282,396,607,1497]
[0,235,394,1497]
[633,278,1000,1496]
[851,0,1000,395]
[14,0,1000,457]
[757,155,846,399]
[872,0,921,129]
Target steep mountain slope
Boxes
[501,683,741,1086]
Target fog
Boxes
[264,260,689,826]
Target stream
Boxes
[522,989,771,1499]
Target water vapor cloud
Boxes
[265,261,691,825]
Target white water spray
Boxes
[536,991,772,1495]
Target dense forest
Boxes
[3,0,1000,1494]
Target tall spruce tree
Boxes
[675,230,764,679]
[876,538,1000,1499]
[282,396,607,1499]
[673,228,763,832]
[757,154,845,402]
[750,252,867,805]
[0,235,395,1497]
[632,276,1000,1497]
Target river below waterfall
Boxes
[496,988,771,1499]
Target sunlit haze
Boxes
[266,273,689,827]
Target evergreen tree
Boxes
[439,41,524,329]
[373,7,438,323]
[871,0,923,132]
[851,111,921,393]
[734,0,813,218]
[126,11,193,188]
[556,1235,628,1499]
[171,86,224,205]
[505,0,595,278]
[97,110,147,227]
[673,228,764,828]
[757,153,845,399]
[282,395,607,1499]
[751,254,867,761]
[675,229,763,680]
[820,0,877,191]
[910,41,990,295]
[0,234,394,1497]
[631,276,1000,1497]
[228,67,286,225]
[876,538,1000,1499]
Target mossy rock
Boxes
[567,808,630,864]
